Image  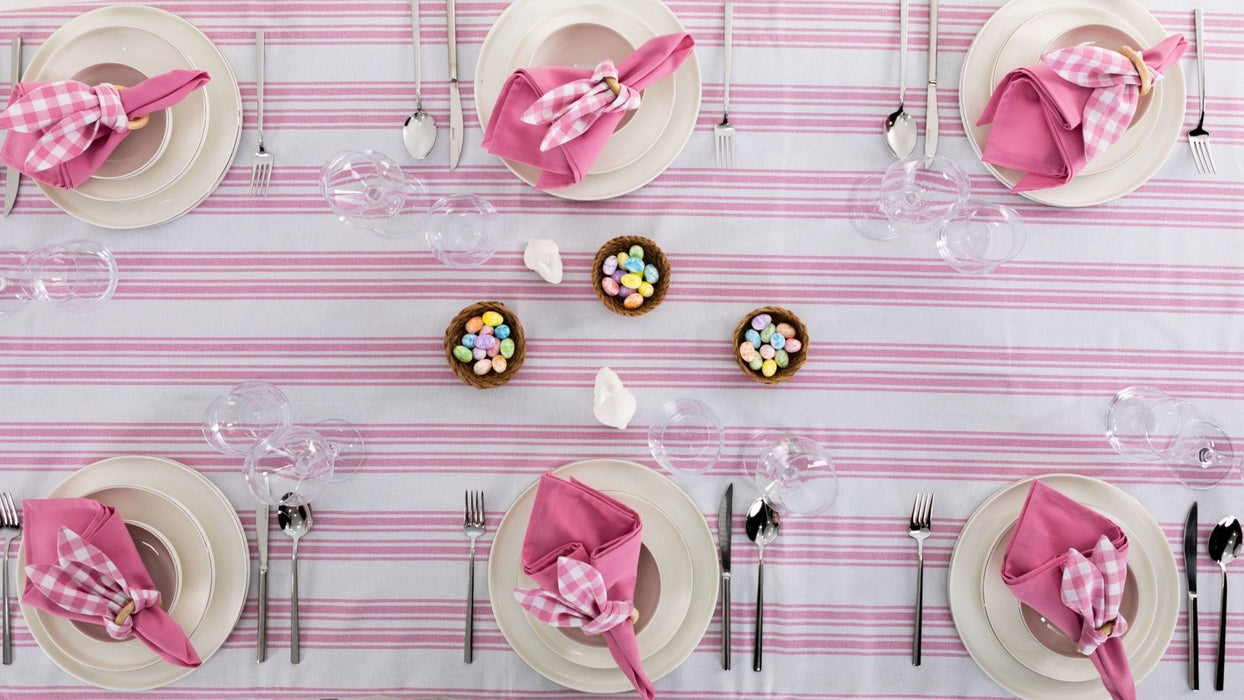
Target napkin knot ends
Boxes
[515,556,638,635]
[0,81,133,172]
[24,526,161,640]
[521,60,642,152]
[1060,535,1130,655]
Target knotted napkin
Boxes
[1062,535,1130,655]
[515,556,637,634]
[1002,481,1133,700]
[519,473,651,698]
[22,498,201,667]
[0,69,210,189]
[482,33,694,190]
[976,35,1186,192]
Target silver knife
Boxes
[256,503,270,663]
[923,0,938,157]
[446,0,463,170]
[1184,501,1199,690]
[718,483,733,670]
[4,37,21,217]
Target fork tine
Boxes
[478,491,484,525]
[1198,142,1216,175]
[922,492,934,526]
[909,492,922,527]
[463,490,470,525]
[1,492,14,526]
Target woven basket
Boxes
[732,306,809,385]
[591,236,670,317]
[444,301,525,389]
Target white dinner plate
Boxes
[476,0,701,201]
[948,475,1179,699]
[489,459,717,693]
[19,456,248,690]
[27,23,208,202]
[27,484,214,674]
[23,6,241,228]
[988,6,1158,177]
[960,0,1185,207]
[504,3,672,175]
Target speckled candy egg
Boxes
[472,347,487,361]
[474,334,498,351]
[759,344,776,360]
[620,273,642,290]
[465,316,485,333]
[748,355,764,371]
[638,281,655,298]
[776,323,796,339]
[744,329,762,348]
[481,311,504,327]
[623,293,644,310]
[759,324,776,343]
[739,342,756,363]
[643,264,659,284]
[761,359,778,377]
[770,333,786,350]
[602,256,618,275]
[452,345,473,363]
[499,338,516,358]
[461,333,477,348]
[785,337,803,353]
[473,359,492,376]
[601,277,621,296]
[751,313,772,331]
[494,324,511,339]
[623,257,644,274]
[775,349,790,368]
[628,244,645,260]
[491,356,508,373]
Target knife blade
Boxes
[446,0,463,170]
[923,0,938,157]
[718,483,733,670]
[4,37,21,217]
[256,502,270,663]
[1184,501,1199,689]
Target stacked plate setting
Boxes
[489,459,717,692]
[18,456,249,690]
[23,5,243,228]
[948,474,1179,699]
[959,0,1186,207]
[474,0,701,201]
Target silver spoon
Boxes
[1209,516,1241,691]
[883,0,917,158]
[402,0,436,159]
[278,497,313,664]
[746,496,780,672]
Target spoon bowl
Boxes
[885,108,918,158]
[278,498,313,664]
[403,107,436,160]
[1209,516,1241,690]
[745,497,779,672]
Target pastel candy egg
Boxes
[623,293,644,310]
[474,334,498,351]
[784,338,803,353]
[499,338,516,358]
[486,345,499,357]
[473,359,492,376]
[759,324,775,343]
[759,344,776,360]
[611,270,625,283]
[628,244,645,260]
[616,252,629,266]
[623,257,645,274]
[472,347,487,360]
[775,349,790,368]
[761,359,778,377]
[739,342,756,362]
[643,264,659,284]
[770,333,786,350]
[620,273,642,289]
[748,355,764,371]
[602,256,618,275]
[613,282,629,297]
[638,281,655,298]
[461,333,477,348]
[494,324,511,339]
[452,345,473,363]
[492,356,508,373]
[744,329,762,348]
[465,316,485,333]
[776,322,796,339]
[481,311,504,327]
[751,313,772,331]
[478,325,494,336]
[601,277,621,296]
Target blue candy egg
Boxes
[770,333,786,350]
[744,329,762,348]
[494,324,511,339]
[623,257,645,274]
[461,333,477,349]
[643,264,659,284]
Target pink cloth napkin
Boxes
[21,498,201,668]
[1002,481,1133,700]
[519,473,651,698]
[976,35,1187,192]
[482,33,694,191]
[0,69,210,189]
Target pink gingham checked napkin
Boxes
[1062,535,1130,655]
[21,498,201,667]
[519,473,652,698]
[521,59,642,153]
[0,69,209,189]
[1002,481,1133,700]
[514,556,636,634]
[482,33,694,191]
[976,35,1186,192]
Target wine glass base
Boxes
[316,418,366,481]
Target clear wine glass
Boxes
[1168,420,1239,490]
[647,399,724,476]
[745,430,839,516]
[852,155,972,239]
[0,251,31,315]
[202,381,293,456]
[24,240,118,309]
[1105,385,1201,461]
[320,149,429,237]
[936,199,1026,274]
[424,193,498,269]
[243,425,340,506]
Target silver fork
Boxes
[908,491,933,666]
[1189,9,1214,175]
[250,30,274,195]
[463,490,485,664]
[1,492,22,665]
[714,2,735,168]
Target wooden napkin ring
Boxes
[602,76,622,98]
[1097,619,1116,636]
[113,599,136,626]
[1118,47,1151,96]
[112,85,150,131]
[629,608,640,624]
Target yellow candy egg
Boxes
[619,273,642,289]
[638,281,655,297]
[761,359,778,377]
[616,252,629,267]
[481,311,504,327]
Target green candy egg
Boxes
[628,244,645,261]
[775,349,790,368]
[452,345,473,363]
[748,355,764,371]
[759,323,776,343]
[499,338,516,359]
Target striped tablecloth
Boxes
[0,0,1241,698]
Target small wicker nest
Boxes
[443,301,525,389]
[590,235,670,317]
[732,306,809,385]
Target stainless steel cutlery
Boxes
[745,496,778,672]
[1184,502,1199,689]
[446,0,463,170]
[463,490,486,663]
[883,0,916,158]
[924,0,938,157]
[0,492,22,665]
[909,491,933,666]
[717,483,733,669]
[255,502,270,663]
[278,499,313,664]
[1209,516,1241,691]
[250,30,274,196]
[714,2,735,168]
[1188,8,1214,175]
[4,37,21,216]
